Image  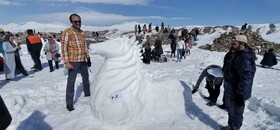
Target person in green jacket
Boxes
[0,28,5,56]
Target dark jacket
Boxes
[260,52,278,66]
[0,95,12,129]
[26,35,43,53]
[154,40,163,56]
[224,48,256,100]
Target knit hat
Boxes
[235,35,248,44]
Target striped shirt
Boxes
[61,27,89,63]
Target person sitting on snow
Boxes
[260,48,278,68]
[192,65,224,106]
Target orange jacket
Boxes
[27,35,41,45]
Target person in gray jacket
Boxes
[192,65,224,106]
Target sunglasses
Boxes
[72,20,81,24]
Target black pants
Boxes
[48,60,59,71]
[171,49,176,58]
[0,95,12,129]
[30,50,42,70]
[206,80,222,103]
[15,55,28,76]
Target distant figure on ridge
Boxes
[241,23,247,30]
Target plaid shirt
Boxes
[61,27,89,63]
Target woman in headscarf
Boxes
[44,36,59,72]
[3,33,28,80]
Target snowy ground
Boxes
[1,28,280,130]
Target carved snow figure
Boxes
[90,36,189,125]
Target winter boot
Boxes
[66,104,74,111]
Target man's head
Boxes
[233,35,248,51]
[69,13,81,30]
[27,29,33,35]
[0,28,5,38]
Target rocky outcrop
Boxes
[266,24,276,35]
[199,30,280,54]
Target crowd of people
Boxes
[0,18,278,130]
[0,13,93,129]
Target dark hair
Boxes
[69,13,81,22]
[3,34,13,42]
[269,48,273,52]
[27,29,33,35]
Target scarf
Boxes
[10,41,20,57]
[49,39,56,60]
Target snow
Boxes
[1,23,280,130]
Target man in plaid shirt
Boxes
[61,13,91,111]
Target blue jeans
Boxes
[227,97,245,130]
[177,49,182,62]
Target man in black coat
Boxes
[26,29,43,71]
[221,35,256,130]
[260,49,278,68]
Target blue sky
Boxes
[0,0,280,27]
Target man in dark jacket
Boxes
[221,35,256,130]
[26,29,43,71]
[0,95,12,129]
[152,39,163,61]
[192,65,224,106]
[260,49,278,68]
[168,33,176,58]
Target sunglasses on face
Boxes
[72,20,81,24]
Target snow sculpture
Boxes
[90,36,187,125]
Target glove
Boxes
[192,89,198,94]
[235,94,245,106]
[86,57,91,67]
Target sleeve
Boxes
[43,42,48,52]
[61,31,69,63]
[26,37,31,52]
[2,42,17,53]
[85,39,89,58]
[54,42,59,52]
[273,55,278,65]
[236,54,256,99]
[194,68,208,90]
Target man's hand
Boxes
[65,62,73,69]
[87,57,91,67]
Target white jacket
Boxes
[176,40,185,49]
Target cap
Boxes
[235,35,248,44]
[0,28,4,33]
